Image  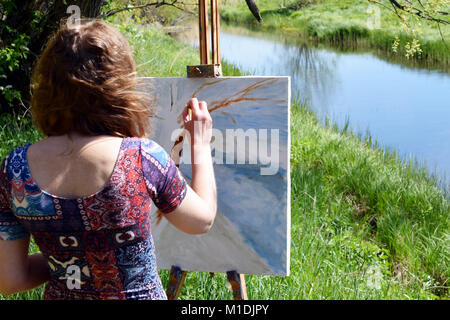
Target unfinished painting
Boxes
[140,76,290,276]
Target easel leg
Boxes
[226,271,248,300]
[166,265,187,300]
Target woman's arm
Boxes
[187,99,217,215]
[163,98,217,234]
[0,237,50,296]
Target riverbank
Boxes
[221,0,450,68]
[0,24,448,300]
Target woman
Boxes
[0,20,216,299]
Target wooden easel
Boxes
[166,267,248,300]
[186,0,222,77]
[166,0,248,300]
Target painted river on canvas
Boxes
[213,25,450,188]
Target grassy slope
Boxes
[221,0,450,65]
[0,23,448,300]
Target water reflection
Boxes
[218,30,339,117]
[281,42,338,115]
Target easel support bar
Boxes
[187,64,222,78]
[166,265,188,300]
[199,0,210,65]
[188,0,222,77]
[210,0,221,65]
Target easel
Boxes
[165,0,248,300]
[166,267,248,300]
[186,0,222,77]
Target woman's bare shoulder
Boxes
[28,134,123,160]
[26,134,125,197]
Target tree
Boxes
[369,0,449,57]
[0,0,263,114]
[372,0,449,25]
[0,0,107,113]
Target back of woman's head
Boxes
[31,19,152,137]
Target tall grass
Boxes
[1,23,448,300]
[163,101,449,300]
[291,105,449,298]
[0,113,42,158]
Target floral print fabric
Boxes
[0,137,187,299]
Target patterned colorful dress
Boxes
[0,137,187,300]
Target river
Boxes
[172,23,450,188]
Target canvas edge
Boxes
[286,76,292,277]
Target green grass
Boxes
[289,105,449,299]
[1,23,448,300]
[161,102,449,300]
[221,0,450,67]
[0,113,42,158]
[114,23,245,78]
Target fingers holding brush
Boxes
[183,98,212,148]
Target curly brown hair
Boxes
[30,19,152,137]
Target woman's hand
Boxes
[182,98,213,152]
[162,97,217,235]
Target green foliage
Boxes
[0,112,42,159]
[116,22,198,76]
[103,0,196,26]
[0,1,30,108]
[374,0,449,58]
[0,1,51,111]
[0,0,117,113]
[281,0,320,10]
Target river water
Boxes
[172,23,450,187]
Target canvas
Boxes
[140,76,290,276]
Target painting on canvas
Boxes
[140,76,290,276]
